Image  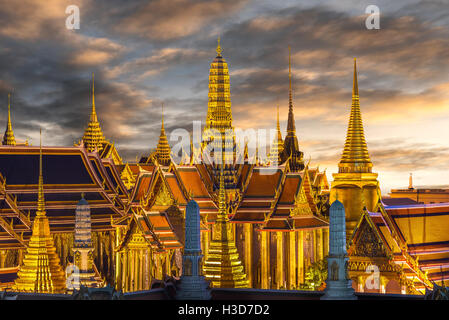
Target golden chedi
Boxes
[13,131,66,293]
[330,59,380,237]
[203,166,248,288]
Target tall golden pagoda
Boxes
[3,94,16,146]
[330,58,379,236]
[81,73,107,153]
[268,104,284,165]
[13,130,66,293]
[282,46,304,171]
[155,103,171,166]
[202,38,236,163]
[202,37,237,190]
[203,165,248,288]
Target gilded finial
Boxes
[216,36,222,56]
[155,102,171,166]
[161,102,164,129]
[288,46,292,81]
[81,192,85,199]
[91,72,97,121]
[353,58,358,97]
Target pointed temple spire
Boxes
[283,46,304,171]
[14,129,66,293]
[268,104,285,165]
[202,37,237,188]
[3,93,16,146]
[338,58,373,174]
[91,72,98,123]
[81,73,106,153]
[203,37,234,148]
[409,173,414,189]
[155,102,171,166]
[216,36,222,57]
[203,165,249,288]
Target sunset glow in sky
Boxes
[0,0,449,194]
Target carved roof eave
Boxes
[167,162,191,202]
[128,167,155,206]
[0,146,127,217]
[263,162,291,223]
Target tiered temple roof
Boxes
[0,144,129,249]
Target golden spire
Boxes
[288,46,293,109]
[3,93,16,146]
[203,165,248,288]
[216,36,222,56]
[155,102,171,166]
[13,129,66,293]
[276,103,283,145]
[268,103,285,165]
[203,37,236,185]
[81,73,106,152]
[91,72,98,123]
[283,46,304,171]
[338,58,373,174]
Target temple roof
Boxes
[350,201,449,290]
[0,145,128,248]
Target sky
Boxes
[0,0,449,195]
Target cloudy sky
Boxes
[0,0,449,194]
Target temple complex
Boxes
[0,40,445,298]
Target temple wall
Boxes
[229,224,329,291]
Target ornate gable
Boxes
[291,184,313,216]
[154,181,175,207]
[351,217,387,258]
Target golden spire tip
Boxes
[216,36,222,56]
[353,58,359,97]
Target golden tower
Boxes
[3,93,16,146]
[330,59,379,237]
[202,37,237,190]
[202,38,236,162]
[283,46,304,171]
[268,104,284,165]
[203,166,248,288]
[81,73,107,152]
[155,103,171,166]
[13,130,66,293]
